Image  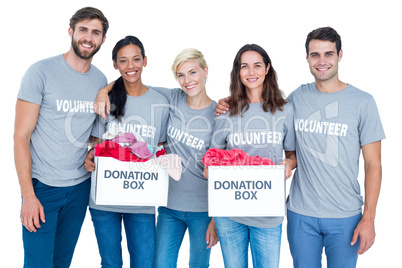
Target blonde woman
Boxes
[94,48,218,268]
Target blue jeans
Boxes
[287,210,362,268]
[214,217,282,268]
[23,178,90,268]
[89,208,155,268]
[154,207,212,268]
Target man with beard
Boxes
[14,7,108,267]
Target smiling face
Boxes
[239,51,270,95]
[69,19,105,60]
[113,44,147,84]
[307,39,343,83]
[176,59,208,98]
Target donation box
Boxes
[91,156,169,206]
[208,165,285,217]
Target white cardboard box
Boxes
[91,156,169,206]
[208,165,285,217]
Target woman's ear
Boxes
[265,63,270,75]
[143,56,148,67]
[204,66,209,78]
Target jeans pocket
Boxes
[32,178,39,188]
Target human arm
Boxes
[14,99,45,232]
[202,116,231,179]
[150,86,174,102]
[215,97,230,116]
[202,166,208,179]
[93,81,115,120]
[157,142,165,148]
[350,141,382,254]
[206,218,219,249]
[280,151,297,179]
[84,137,102,172]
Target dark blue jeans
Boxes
[22,179,90,268]
[89,208,155,268]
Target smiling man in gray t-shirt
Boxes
[14,7,108,268]
[286,27,385,268]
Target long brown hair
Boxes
[228,44,286,116]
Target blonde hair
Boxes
[171,48,208,79]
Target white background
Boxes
[1,0,400,267]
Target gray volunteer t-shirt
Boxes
[17,54,107,187]
[153,87,216,212]
[211,102,295,228]
[287,83,385,218]
[89,87,169,214]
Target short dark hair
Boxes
[69,7,109,37]
[305,27,341,55]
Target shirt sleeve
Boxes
[17,63,45,105]
[210,116,231,149]
[159,105,169,143]
[283,103,296,151]
[359,96,386,146]
[150,86,176,103]
[91,115,106,139]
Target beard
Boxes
[71,38,101,60]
